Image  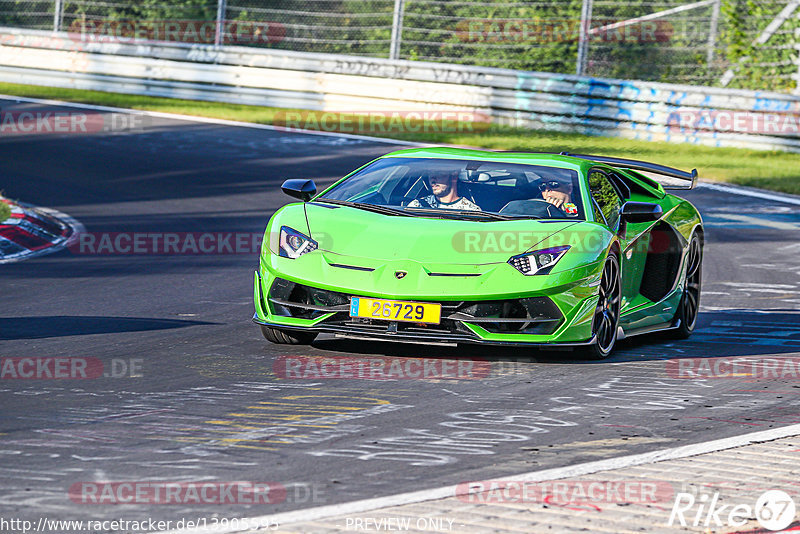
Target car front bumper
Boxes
[253,256,603,346]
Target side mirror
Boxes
[281,179,316,202]
[620,201,662,223]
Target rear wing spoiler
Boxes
[560,153,698,190]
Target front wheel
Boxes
[669,233,703,340]
[579,252,622,360]
[260,325,317,345]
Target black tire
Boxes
[260,325,317,345]
[579,252,622,360]
[668,233,703,340]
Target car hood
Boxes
[304,202,581,265]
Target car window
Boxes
[318,158,586,221]
[588,170,623,229]
[325,163,409,203]
[591,197,606,226]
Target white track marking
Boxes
[163,423,800,534]
[718,282,797,288]
[4,94,800,207]
[711,213,800,230]
[698,182,800,206]
[0,94,428,147]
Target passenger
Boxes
[539,177,574,210]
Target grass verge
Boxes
[2,82,800,195]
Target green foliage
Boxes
[402,0,583,71]
[232,0,394,56]
[588,171,622,227]
[0,0,54,29]
[62,0,215,21]
[721,0,750,61]
[0,197,10,223]
[718,0,800,92]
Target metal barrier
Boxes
[1,27,799,152]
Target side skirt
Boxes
[618,320,681,341]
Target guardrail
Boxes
[1,27,799,152]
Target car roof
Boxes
[378,147,593,173]
[372,147,667,199]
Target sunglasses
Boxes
[539,180,566,191]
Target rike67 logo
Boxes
[669,490,797,531]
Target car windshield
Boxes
[316,157,585,221]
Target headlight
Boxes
[508,246,570,276]
[279,226,318,259]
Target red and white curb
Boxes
[0,197,83,264]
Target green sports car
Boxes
[253,147,703,359]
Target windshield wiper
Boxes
[352,202,413,217]
[314,198,412,217]
[405,208,519,221]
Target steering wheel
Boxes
[499,199,568,218]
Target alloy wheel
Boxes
[682,236,702,331]
[594,254,621,355]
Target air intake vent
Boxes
[329,263,374,272]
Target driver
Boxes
[408,169,480,211]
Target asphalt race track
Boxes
[2,98,800,527]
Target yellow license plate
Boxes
[349,297,441,324]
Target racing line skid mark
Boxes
[683,416,763,427]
